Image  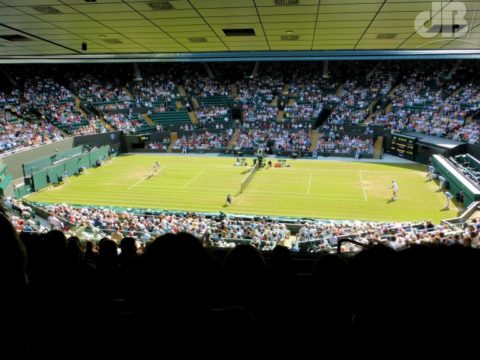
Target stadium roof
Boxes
[1,0,480,61]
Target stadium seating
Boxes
[2,61,480,156]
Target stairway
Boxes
[276,110,284,122]
[309,129,319,152]
[122,87,133,99]
[335,84,344,96]
[271,96,278,106]
[282,84,289,95]
[176,100,184,109]
[383,85,398,111]
[143,114,155,126]
[75,95,113,131]
[363,99,379,124]
[252,61,259,77]
[450,85,464,97]
[98,114,113,131]
[189,111,198,124]
[226,129,240,150]
[168,132,178,152]
[366,62,380,78]
[203,62,214,78]
[287,98,295,106]
[368,98,378,113]
[373,136,383,159]
[192,97,200,110]
[231,83,238,97]
[177,85,187,97]
[364,112,374,124]
[74,95,82,110]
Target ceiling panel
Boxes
[263,22,315,30]
[255,0,319,5]
[321,0,381,3]
[257,6,319,16]
[266,28,315,35]
[1,0,60,5]
[260,14,317,23]
[315,34,362,40]
[60,0,125,3]
[199,7,257,17]
[190,0,255,8]
[206,15,261,24]
[0,14,40,23]
[0,0,479,56]
[128,38,178,45]
[210,23,265,35]
[124,32,174,39]
[141,10,199,19]
[0,7,27,16]
[35,13,92,22]
[128,1,192,11]
[54,21,103,29]
[16,5,79,15]
[9,22,58,30]
[88,12,144,21]
[69,3,133,13]
[150,18,205,26]
[317,13,377,21]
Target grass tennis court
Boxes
[26,154,460,223]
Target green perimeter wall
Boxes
[432,155,480,206]
[0,131,123,180]
[31,145,110,192]
[0,138,74,180]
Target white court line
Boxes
[181,169,206,189]
[127,166,167,190]
[359,171,368,201]
[307,173,312,194]
[127,176,148,191]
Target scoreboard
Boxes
[389,133,416,160]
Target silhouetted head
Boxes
[224,244,266,282]
[270,245,292,275]
[120,237,137,256]
[66,236,82,262]
[43,229,67,262]
[144,232,206,276]
[98,238,118,260]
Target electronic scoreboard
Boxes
[389,133,416,160]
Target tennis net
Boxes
[239,161,259,194]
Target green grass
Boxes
[26,154,461,223]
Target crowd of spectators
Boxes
[6,199,480,256]
[3,61,480,155]
[173,130,232,151]
[316,134,373,155]
[295,218,477,252]
[235,122,311,153]
[1,91,64,154]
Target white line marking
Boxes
[181,169,206,189]
[128,176,148,190]
[359,171,368,201]
[127,166,167,190]
[307,173,312,194]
